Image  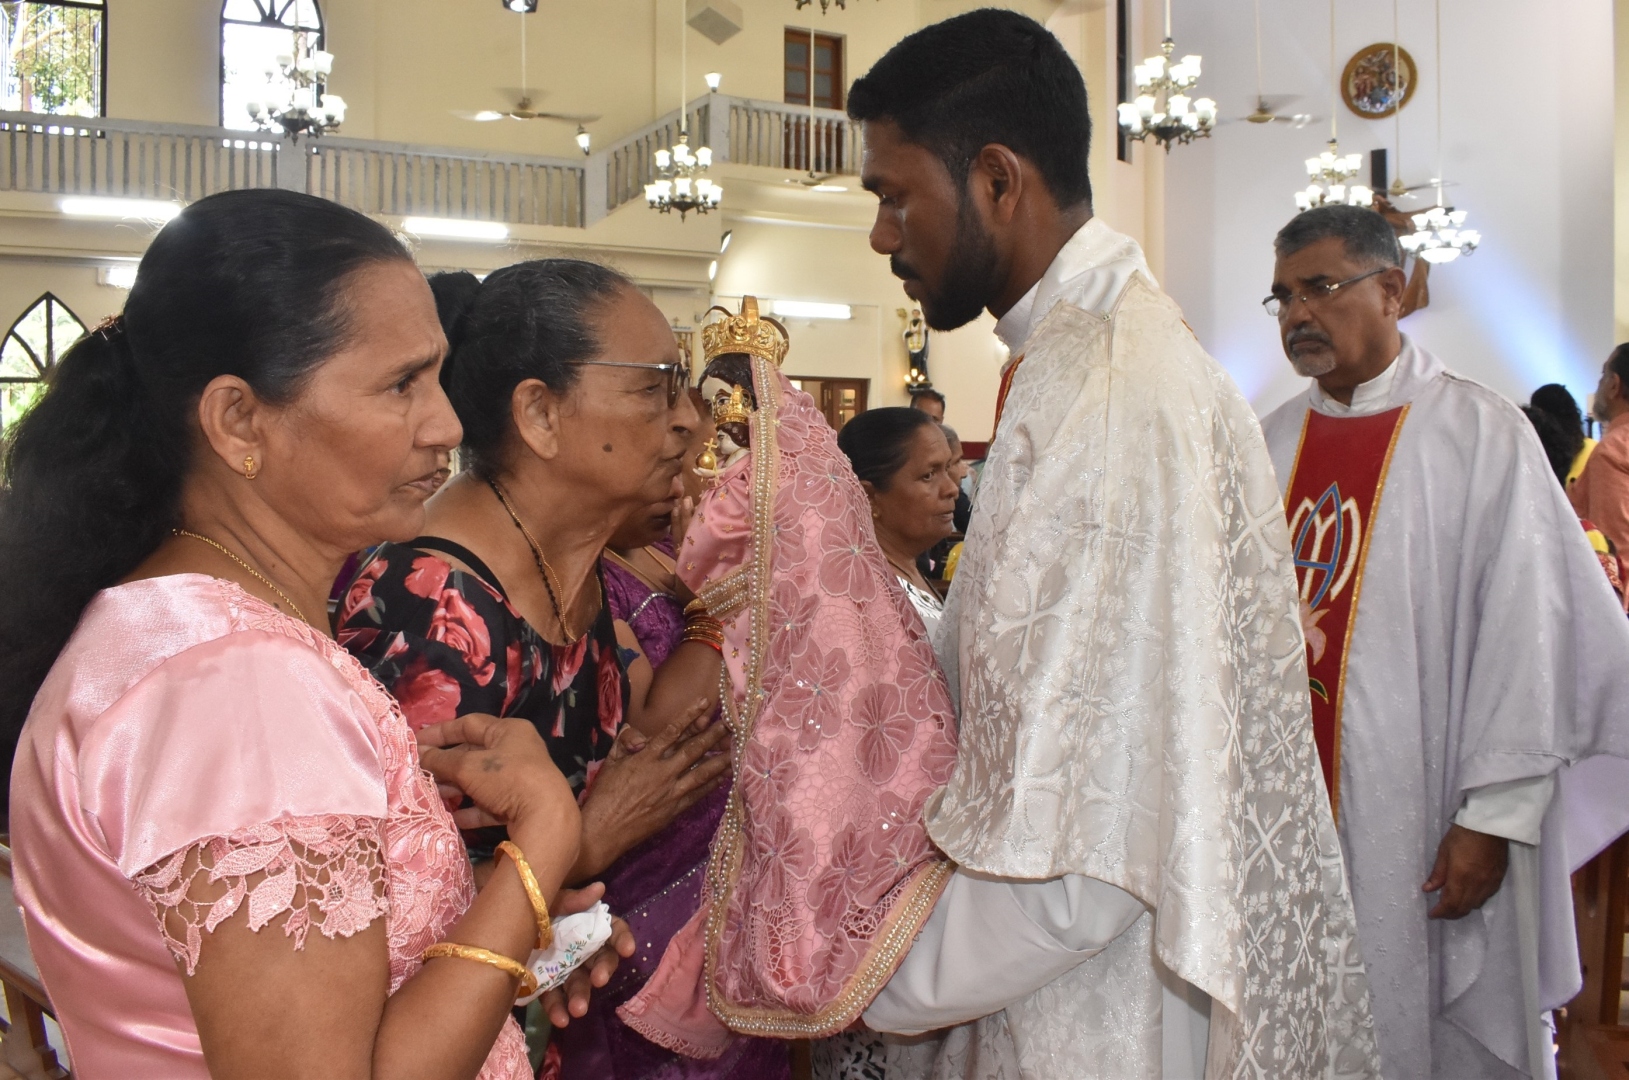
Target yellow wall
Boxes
[106,0,220,126]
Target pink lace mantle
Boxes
[131,589,529,1079]
[622,362,957,1053]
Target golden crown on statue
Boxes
[713,383,752,428]
[701,295,790,367]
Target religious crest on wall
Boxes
[1341,43,1416,119]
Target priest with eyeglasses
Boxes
[1259,204,1629,1079]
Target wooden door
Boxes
[786,376,868,433]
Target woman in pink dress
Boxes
[0,189,623,1078]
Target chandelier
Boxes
[1399,0,1481,265]
[1294,141,1373,210]
[1115,1,1216,151]
[246,34,345,137]
[1399,195,1478,264]
[646,136,721,219]
[646,7,719,218]
[795,0,859,10]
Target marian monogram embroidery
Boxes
[1283,405,1409,818]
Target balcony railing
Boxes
[725,98,860,177]
[307,136,583,228]
[594,95,862,221]
[0,96,865,230]
[0,112,279,202]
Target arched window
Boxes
[221,0,323,131]
[1,293,86,434]
[1,0,107,116]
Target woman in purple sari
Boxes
[551,429,790,1079]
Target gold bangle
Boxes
[422,942,539,999]
[683,598,710,617]
[495,840,554,951]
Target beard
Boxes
[1285,329,1338,378]
[894,193,1000,332]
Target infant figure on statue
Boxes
[618,296,958,1055]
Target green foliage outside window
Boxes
[2,1,104,116]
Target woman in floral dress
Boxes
[338,262,731,951]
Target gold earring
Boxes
[243,454,259,480]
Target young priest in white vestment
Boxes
[1258,205,1629,1079]
[845,13,1381,1079]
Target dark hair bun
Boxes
[429,270,482,354]
[436,258,632,475]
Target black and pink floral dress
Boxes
[337,538,627,810]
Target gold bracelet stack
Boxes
[681,601,726,653]
[422,942,539,1000]
[496,840,553,951]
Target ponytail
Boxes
[0,188,411,789]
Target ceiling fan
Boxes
[1239,95,1316,128]
[1231,0,1317,128]
[456,95,599,125]
[452,10,599,147]
[1383,176,1460,200]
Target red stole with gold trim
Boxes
[1283,405,1409,818]
[992,354,1024,438]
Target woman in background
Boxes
[837,406,960,634]
[1530,382,1594,488]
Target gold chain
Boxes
[172,529,309,624]
[487,479,593,644]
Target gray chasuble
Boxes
[1261,338,1629,1078]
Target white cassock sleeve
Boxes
[1452,774,1555,846]
[863,869,1147,1036]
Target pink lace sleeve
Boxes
[132,814,389,976]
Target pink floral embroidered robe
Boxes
[620,359,958,1055]
[9,574,530,1079]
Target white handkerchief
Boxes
[516,901,615,1004]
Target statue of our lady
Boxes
[619,297,959,1056]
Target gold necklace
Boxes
[487,479,590,644]
[173,529,309,624]
[602,546,678,598]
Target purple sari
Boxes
[548,545,789,1080]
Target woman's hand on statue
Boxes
[671,494,696,549]
[573,697,731,880]
[418,713,581,840]
[536,881,638,1028]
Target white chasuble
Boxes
[879,217,1380,1080]
[1260,338,1629,1079]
